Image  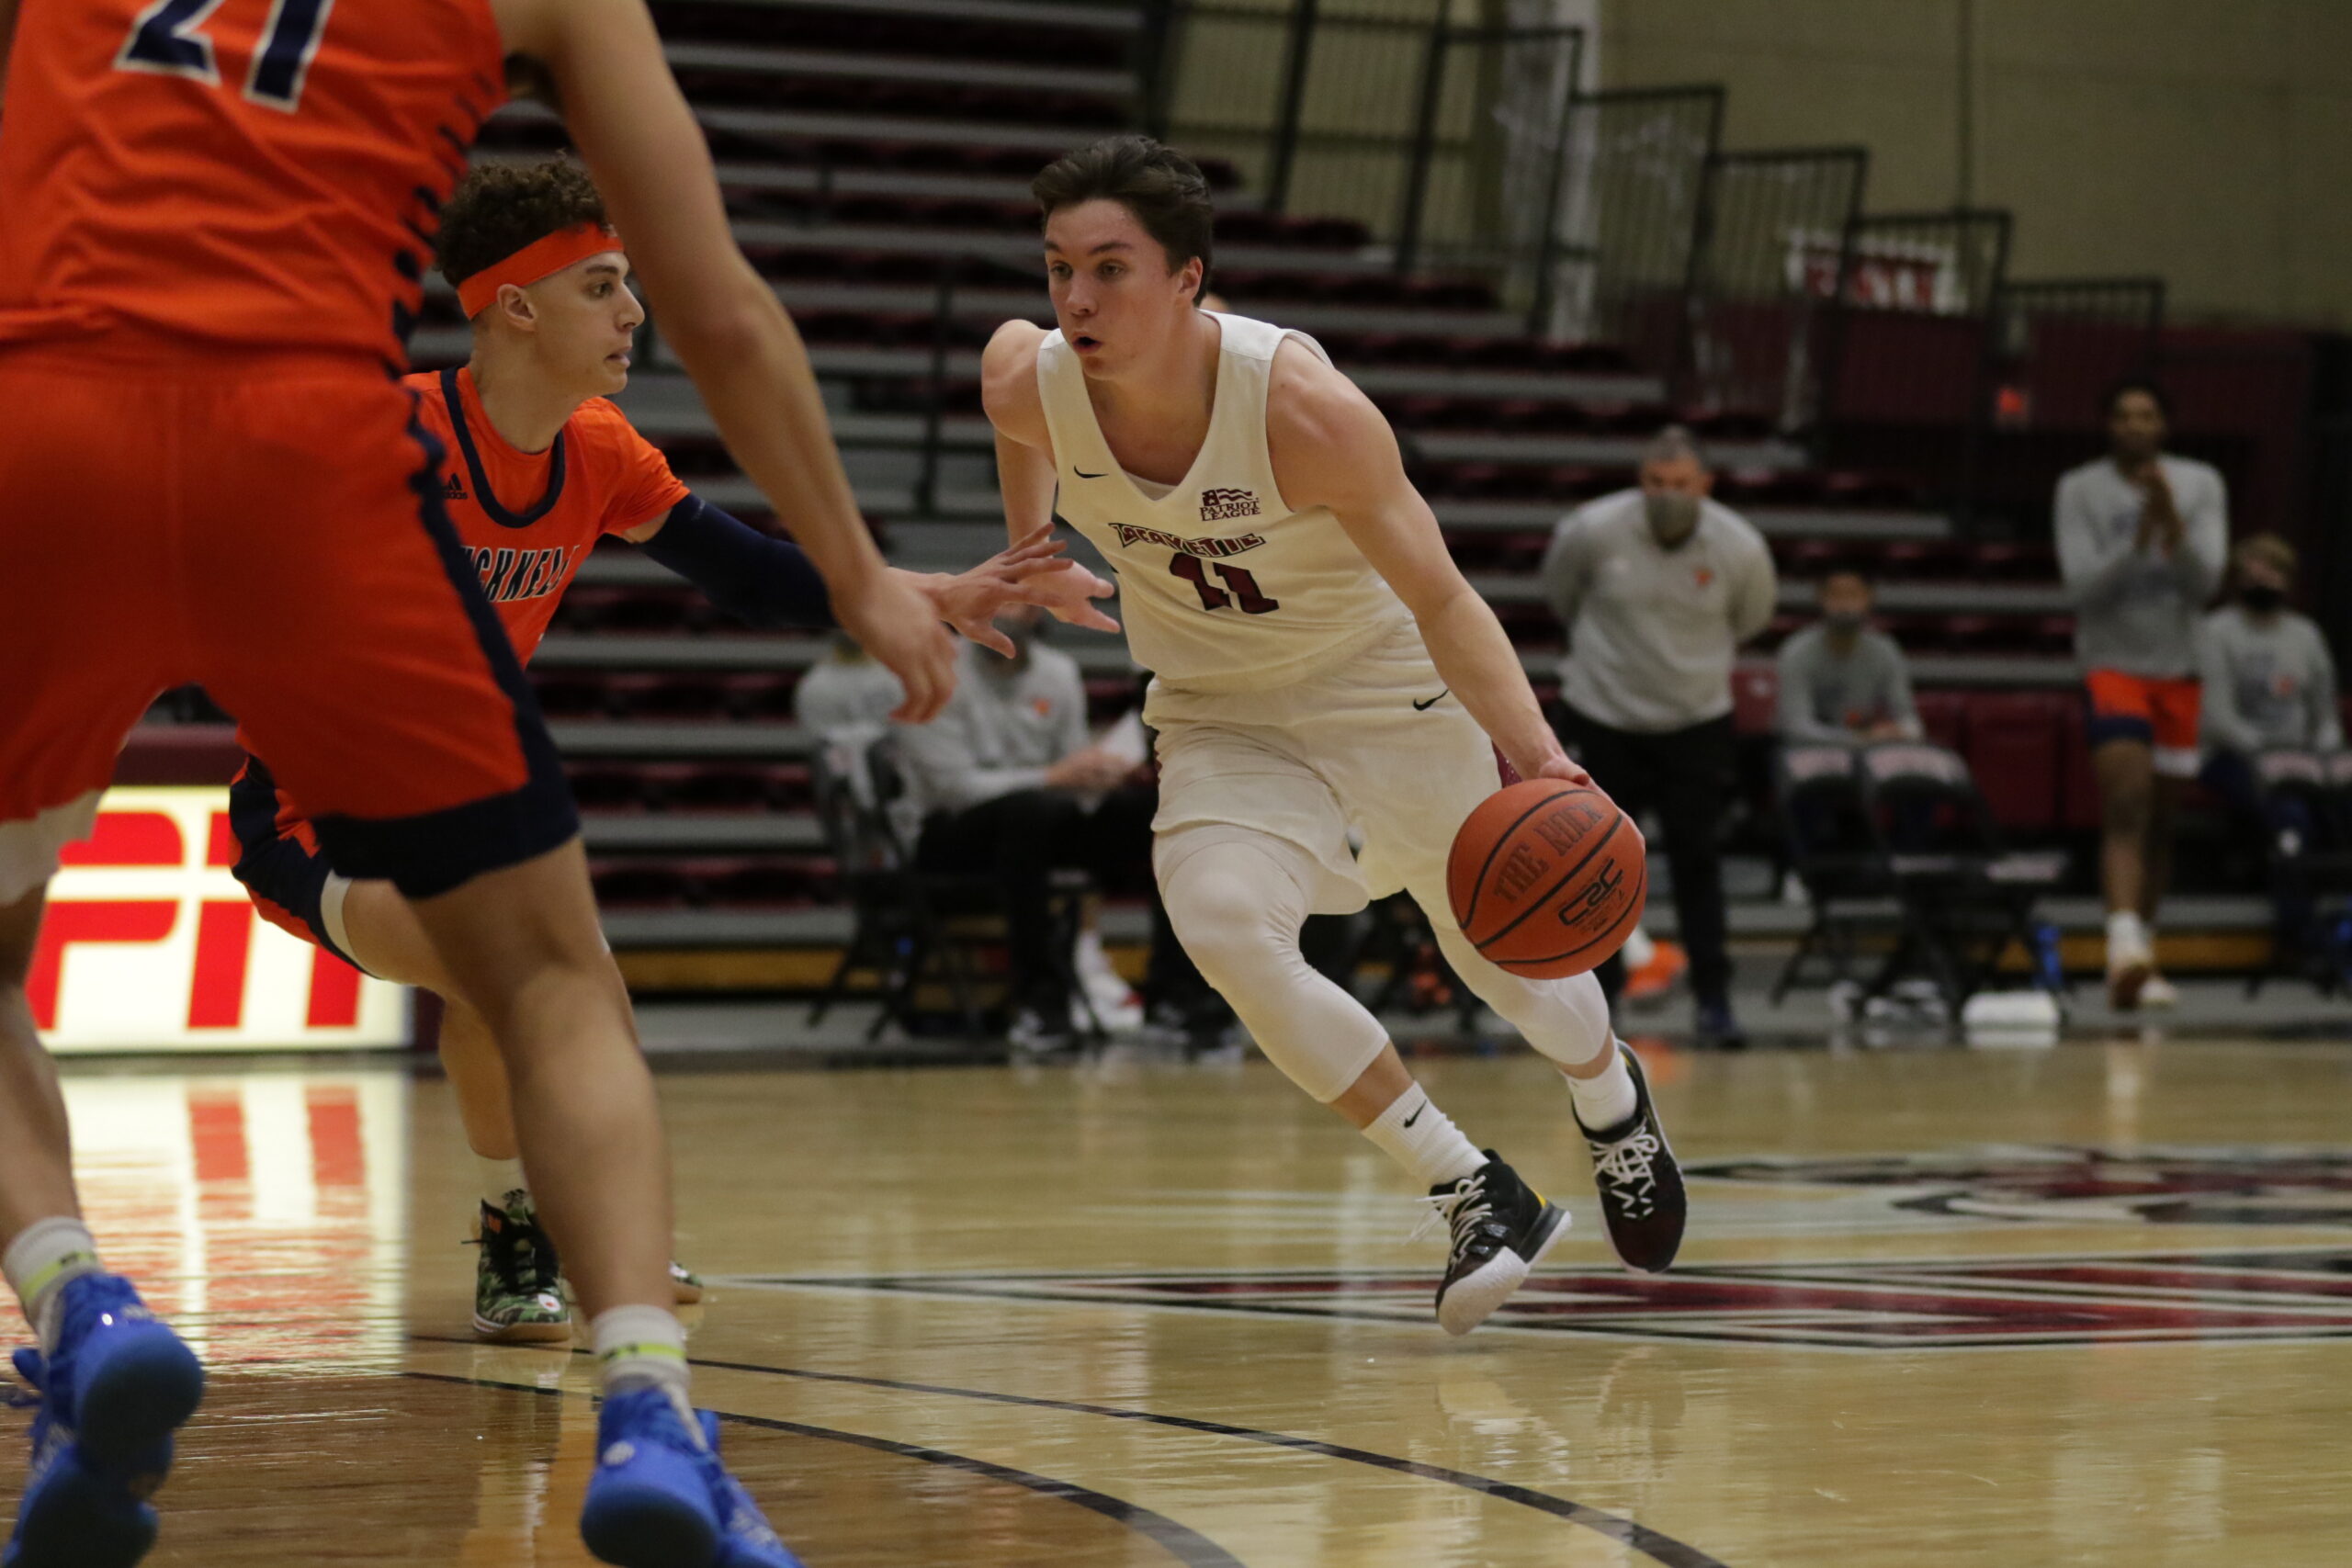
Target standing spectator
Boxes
[1541,426,1777,1046]
[1775,571,1921,745]
[2055,378,2227,1010]
[894,607,1159,1050]
[2199,534,2343,973]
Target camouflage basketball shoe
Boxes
[669,1261,705,1306]
[470,1194,571,1344]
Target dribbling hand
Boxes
[1498,745,1592,789]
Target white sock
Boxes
[478,1156,529,1213]
[1620,926,1656,971]
[1564,1041,1639,1132]
[5,1217,103,1354]
[1363,1089,1485,1188]
[592,1303,692,1402]
[2106,909,2149,963]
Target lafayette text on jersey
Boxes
[1036,311,1411,694]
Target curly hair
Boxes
[435,157,608,288]
[1032,135,1213,299]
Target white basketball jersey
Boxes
[1035,310,1411,694]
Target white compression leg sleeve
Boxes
[1431,920,1616,1073]
[1158,828,1390,1104]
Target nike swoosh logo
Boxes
[1412,689,1451,712]
[1402,1101,1426,1128]
[1073,468,1109,479]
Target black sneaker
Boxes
[1573,1043,1687,1273]
[1693,1001,1748,1050]
[1420,1156,1569,1337]
[1006,1007,1080,1061]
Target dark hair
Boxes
[2104,375,2172,421]
[435,157,608,288]
[1032,135,1214,299]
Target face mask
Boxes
[2240,585,2286,615]
[1644,491,1701,546]
[1824,610,1867,635]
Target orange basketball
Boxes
[1447,779,1646,978]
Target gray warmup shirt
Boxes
[2053,455,2227,677]
[2198,605,2343,753]
[792,656,905,739]
[1541,488,1777,733]
[894,638,1090,814]
[1774,623,1920,743]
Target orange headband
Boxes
[455,222,625,318]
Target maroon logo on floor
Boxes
[1685,1146,2352,1226]
[749,1250,2352,1348]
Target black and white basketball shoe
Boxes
[1573,1042,1687,1272]
[1422,1155,1568,1336]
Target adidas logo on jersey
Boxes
[1199,486,1259,522]
[443,474,469,502]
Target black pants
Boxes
[2201,750,2324,952]
[915,784,1179,1013]
[1559,705,1736,1009]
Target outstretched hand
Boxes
[905,526,1120,656]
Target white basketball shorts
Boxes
[1146,618,1503,917]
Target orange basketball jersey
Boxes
[229,365,688,844]
[412,366,693,661]
[0,0,504,364]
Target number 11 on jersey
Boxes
[1170,554,1280,615]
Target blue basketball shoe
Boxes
[4,1274,204,1568]
[580,1386,803,1568]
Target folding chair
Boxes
[1770,744,1893,1002]
[807,734,1103,1042]
[2243,750,2352,995]
[808,730,985,1039]
[1851,742,2065,1010]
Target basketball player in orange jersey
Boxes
[0,0,977,1562]
[984,137,1690,1337]
[226,156,1117,1346]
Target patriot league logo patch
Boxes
[1198,487,1260,522]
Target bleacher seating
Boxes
[129,0,2125,958]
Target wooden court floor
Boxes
[7,1037,2350,1565]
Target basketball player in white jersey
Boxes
[983,136,1688,1334]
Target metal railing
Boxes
[1814,208,2013,519]
[2314,411,2352,671]
[1957,276,2167,535]
[1543,85,1724,361]
[1983,277,2165,429]
[1146,1,1584,291]
[1679,146,1870,429]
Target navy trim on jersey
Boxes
[225,756,362,969]
[438,366,567,529]
[308,410,579,899]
